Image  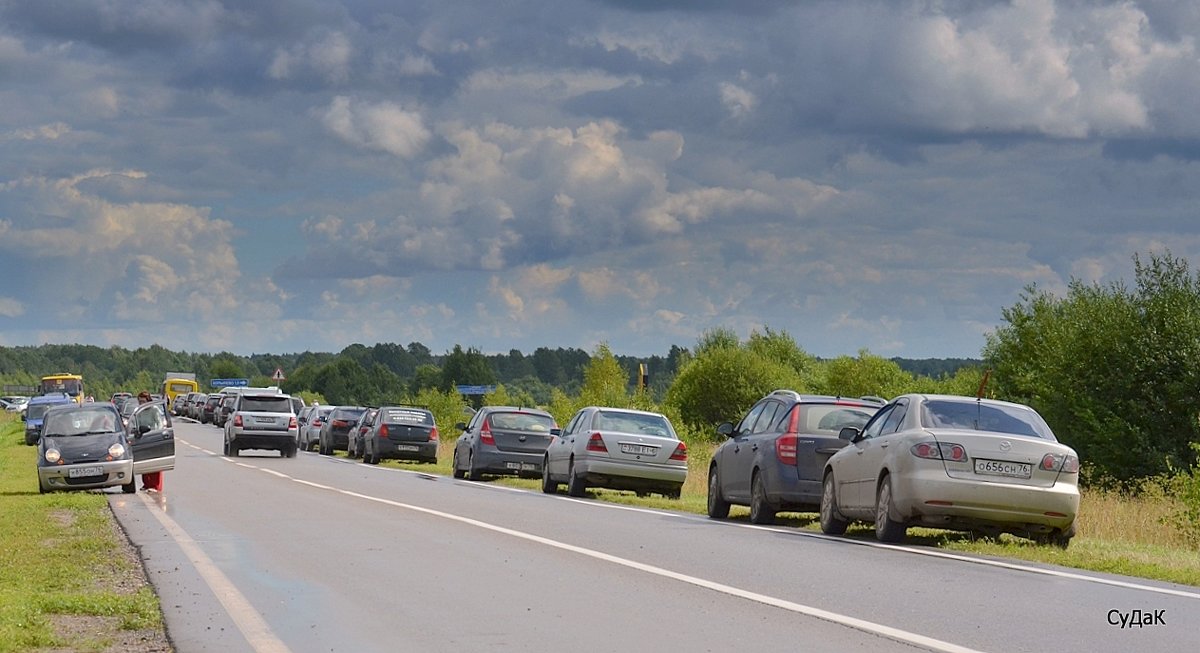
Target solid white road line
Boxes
[135,491,292,653]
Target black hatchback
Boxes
[707,390,883,524]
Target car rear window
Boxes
[800,405,878,434]
[380,408,434,425]
[240,396,293,413]
[486,412,553,432]
[921,400,1054,440]
[331,407,366,420]
[594,411,675,438]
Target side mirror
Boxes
[838,426,861,442]
[138,424,152,436]
[455,422,468,431]
[550,428,562,437]
[716,422,735,438]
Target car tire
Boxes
[122,479,136,494]
[707,466,731,519]
[38,478,49,494]
[874,475,906,543]
[285,442,297,458]
[367,445,380,465]
[230,443,240,457]
[1036,524,1075,549]
[466,453,483,481]
[567,459,587,498]
[222,439,230,456]
[540,458,557,494]
[819,472,849,535]
[452,450,466,479]
[664,487,682,500]
[319,440,330,456]
[749,471,777,525]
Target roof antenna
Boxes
[976,369,991,400]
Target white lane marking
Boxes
[134,491,291,653]
[180,438,1200,602]
[210,460,981,653]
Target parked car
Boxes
[200,393,223,424]
[215,392,238,427]
[541,407,687,499]
[318,406,367,456]
[452,406,556,480]
[346,408,377,460]
[223,392,298,457]
[299,406,332,452]
[707,390,884,524]
[110,392,133,404]
[819,394,1080,547]
[36,401,172,494]
[183,392,207,420]
[2,395,29,412]
[171,394,187,416]
[361,406,438,465]
[23,393,75,445]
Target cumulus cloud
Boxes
[269,31,354,83]
[322,96,431,158]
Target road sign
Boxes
[211,378,249,388]
[272,368,286,382]
[455,385,496,395]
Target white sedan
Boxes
[819,394,1080,547]
[541,406,687,499]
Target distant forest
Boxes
[0,342,979,402]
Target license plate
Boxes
[254,417,275,423]
[507,462,537,470]
[619,443,659,456]
[68,466,104,478]
[397,445,419,452]
[974,458,1032,479]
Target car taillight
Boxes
[333,419,347,428]
[1040,453,1080,473]
[289,416,297,429]
[670,441,687,461]
[910,441,966,461]
[234,415,243,427]
[379,424,389,438]
[480,421,495,446]
[775,433,797,465]
[312,419,322,427]
[429,427,439,442]
[586,432,607,453]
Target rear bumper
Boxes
[39,459,134,491]
[229,430,297,451]
[375,439,437,462]
[892,469,1080,531]
[578,458,687,491]
[473,448,544,475]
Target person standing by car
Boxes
[136,392,165,492]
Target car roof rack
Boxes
[858,395,887,404]
[768,389,801,400]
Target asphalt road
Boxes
[109,420,1200,653]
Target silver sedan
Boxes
[819,394,1080,547]
[541,406,687,499]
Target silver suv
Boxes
[223,392,298,457]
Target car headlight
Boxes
[108,443,126,459]
[45,448,61,464]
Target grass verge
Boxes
[367,437,1200,587]
[0,416,166,653]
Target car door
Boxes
[456,410,483,468]
[835,403,893,514]
[722,401,769,503]
[843,399,909,512]
[130,402,175,475]
[549,410,584,479]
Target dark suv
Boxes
[452,406,556,480]
[707,390,884,524]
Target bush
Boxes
[1166,444,1200,548]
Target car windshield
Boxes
[44,409,120,436]
[26,404,51,420]
[803,405,877,434]
[594,411,675,438]
[487,412,552,431]
[240,396,292,412]
[921,400,1055,440]
[381,408,434,425]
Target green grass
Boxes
[367,438,1200,587]
[0,416,162,653]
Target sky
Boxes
[1,0,1198,360]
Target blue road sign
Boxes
[455,385,497,395]
[211,378,249,388]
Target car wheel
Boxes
[540,458,558,494]
[874,475,906,543]
[285,442,297,458]
[222,439,230,456]
[707,466,730,519]
[368,446,380,465]
[230,443,240,457]
[1036,524,1075,549]
[319,440,330,456]
[38,478,49,494]
[748,471,777,525]
[452,450,466,479]
[466,453,483,481]
[819,472,849,535]
[664,487,682,500]
[122,479,136,494]
[566,459,587,498]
